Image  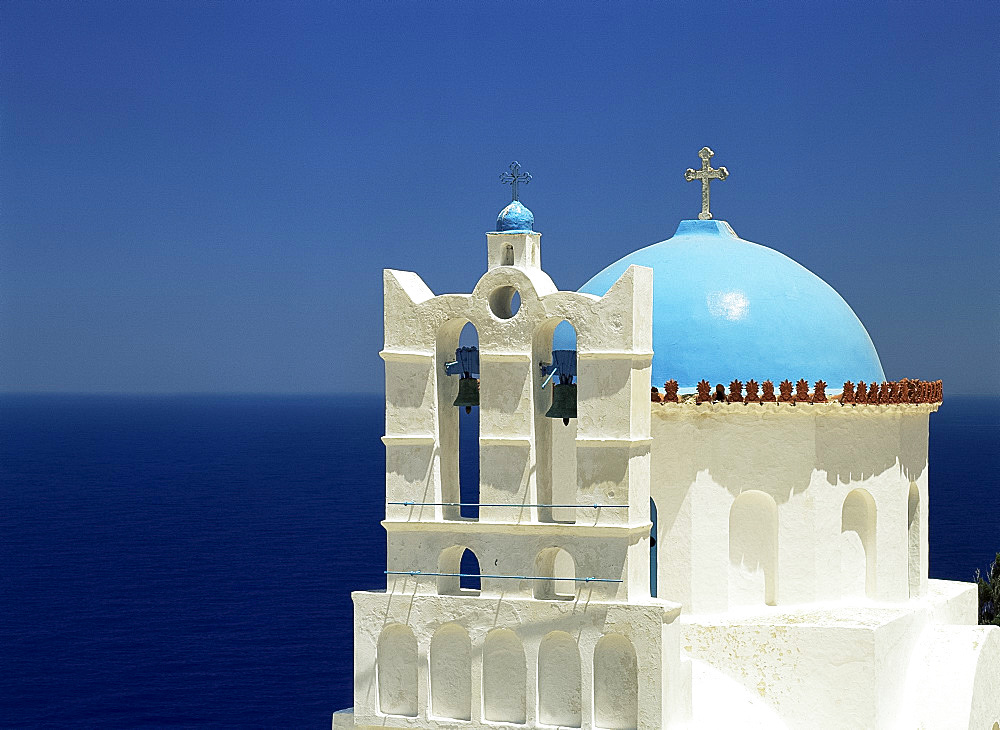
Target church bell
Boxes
[545,382,577,425]
[453,377,479,414]
[540,349,578,425]
[445,346,481,414]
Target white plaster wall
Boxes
[350,590,684,729]
[899,623,1000,729]
[650,402,938,613]
[673,561,991,730]
[681,605,933,729]
[384,522,649,602]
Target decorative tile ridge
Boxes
[841,378,943,405]
[652,378,943,405]
[650,400,941,415]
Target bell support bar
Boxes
[445,346,480,377]
[539,349,577,387]
[385,570,622,583]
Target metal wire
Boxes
[388,501,603,509]
[385,570,621,583]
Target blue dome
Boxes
[496,200,534,232]
[555,219,885,389]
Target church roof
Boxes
[556,219,885,389]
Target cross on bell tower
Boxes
[500,161,531,202]
[684,147,729,220]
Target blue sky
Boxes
[2,1,997,394]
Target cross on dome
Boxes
[500,161,531,202]
[684,147,729,220]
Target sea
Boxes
[1,394,997,728]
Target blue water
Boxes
[1,394,997,728]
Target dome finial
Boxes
[684,147,729,220]
[496,161,534,232]
[500,161,531,202]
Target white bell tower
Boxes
[334,163,691,729]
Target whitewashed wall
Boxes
[650,401,937,614]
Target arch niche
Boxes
[729,490,779,607]
[430,623,471,721]
[376,624,418,717]
[593,633,638,729]
[482,628,526,724]
[537,631,582,727]
[842,488,877,598]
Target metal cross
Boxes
[499,161,531,202]
[684,147,729,220]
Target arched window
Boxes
[842,488,877,598]
[430,623,471,721]
[593,633,638,729]
[439,320,480,521]
[501,243,514,266]
[650,497,659,598]
[533,547,576,600]
[908,483,920,597]
[459,548,481,591]
[376,624,418,717]
[437,546,481,595]
[538,631,582,727]
[729,490,779,607]
[457,323,480,519]
[483,629,526,723]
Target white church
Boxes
[332,152,999,729]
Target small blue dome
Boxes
[496,200,534,232]
[555,219,885,389]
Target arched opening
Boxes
[376,624,418,717]
[650,497,659,598]
[460,548,481,591]
[534,547,576,600]
[456,323,480,519]
[908,483,920,597]
[437,546,481,595]
[729,490,779,607]
[540,320,578,523]
[488,285,520,319]
[593,633,638,729]
[438,320,479,521]
[483,629,526,724]
[538,631,582,727]
[842,488,877,598]
[501,243,514,266]
[430,623,471,721]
